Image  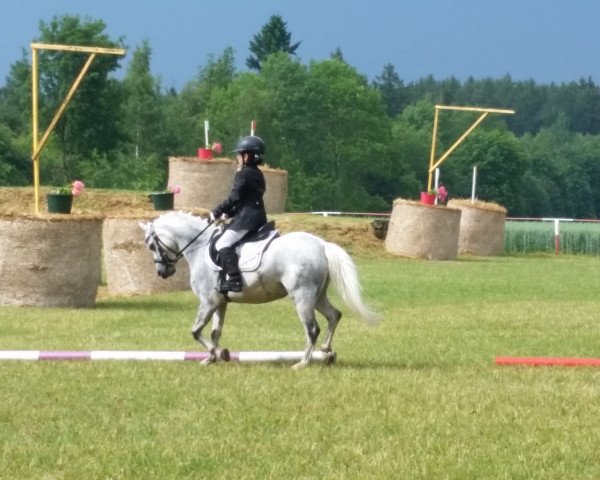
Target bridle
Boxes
[149,220,214,267]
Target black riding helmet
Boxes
[233,135,265,155]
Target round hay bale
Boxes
[384,199,461,260]
[168,157,236,210]
[0,214,103,307]
[168,157,288,214]
[261,165,288,213]
[103,215,191,295]
[447,199,507,256]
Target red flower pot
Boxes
[197,148,212,160]
[420,192,436,205]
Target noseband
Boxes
[149,220,213,267]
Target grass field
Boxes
[1,252,600,479]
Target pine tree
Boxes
[246,15,301,71]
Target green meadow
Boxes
[1,253,600,479]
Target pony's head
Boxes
[139,212,213,279]
[139,219,179,279]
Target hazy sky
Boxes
[1,0,599,90]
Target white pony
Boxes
[140,212,379,369]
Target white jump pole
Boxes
[471,165,477,203]
[0,350,336,363]
[434,168,440,205]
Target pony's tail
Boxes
[322,241,381,326]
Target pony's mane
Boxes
[157,210,209,228]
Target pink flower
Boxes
[437,185,448,203]
[168,185,181,194]
[212,142,223,154]
[71,180,85,197]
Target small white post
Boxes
[542,218,573,256]
[434,168,440,205]
[553,219,560,256]
[204,120,209,148]
[251,120,256,136]
[471,165,477,203]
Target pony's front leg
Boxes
[211,304,230,361]
[191,303,219,364]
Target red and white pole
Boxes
[542,218,573,256]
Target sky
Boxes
[1,0,599,91]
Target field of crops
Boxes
[505,220,600,255]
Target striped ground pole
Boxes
[0,350,336,364]
[495,356,600,367]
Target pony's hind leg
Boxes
[316,291,342,354]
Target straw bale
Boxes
[168,156,288,214]
[103,217,191,295]
[384,199,461,260]
[168,157,236,210]
[0,216,102,307]
[448,199,507,256]
[261,166,288,213]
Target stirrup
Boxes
[219,275,242,293]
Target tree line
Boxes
[1,14,600,217]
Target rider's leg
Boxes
[215,229,248,292]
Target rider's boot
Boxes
[218,247,243,293]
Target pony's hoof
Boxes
[292,361,308,371]
[216,348,230,362]
[200,354,216,366]
[322,351,337,366]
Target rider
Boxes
[210,135,268,292]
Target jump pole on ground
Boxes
[0,350,336,363]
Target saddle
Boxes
[207,221,279,272]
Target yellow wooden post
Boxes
[30,43,125,213]
[31,47,40,213]
[427,105,515,191]
[427,107,440,192]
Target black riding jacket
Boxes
[212,164,267,232]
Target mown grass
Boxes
[1,254,600,479]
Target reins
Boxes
[151,219,214,265]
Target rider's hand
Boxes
[209,212,216,222]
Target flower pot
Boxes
[47,193,73,214]
[149,192,174,211]
[420,192,436,205]
[197,148,213,160]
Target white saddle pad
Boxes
[207,229,279,272]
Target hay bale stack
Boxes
[448,199,507,256]
[384,199,461,260]
[168,157,236,210]
[261,166,288,213]
[103,215,191,295]
[0,215,102,307]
